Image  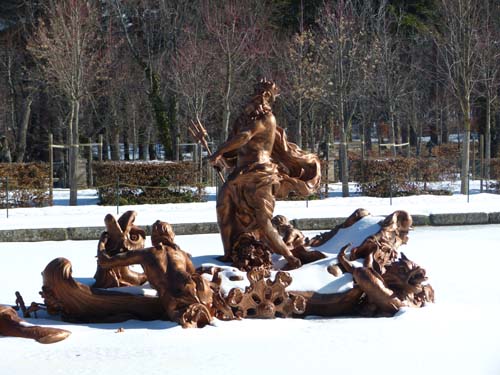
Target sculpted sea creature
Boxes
[93,210,147,288]
[338,245,433,316]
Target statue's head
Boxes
[271,215,290,235]
[254,78,279,102]
[151,220,175,247]
[383,252,428,295]
[271,215,289,227]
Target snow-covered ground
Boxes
[0,186,499,374]
[2,180,500,230]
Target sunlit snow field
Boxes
[0,186,499,375]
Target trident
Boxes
[188,117,226,183]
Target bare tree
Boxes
[0,36,18,163]
[171,25,216,123]
[110,0,197,160]
[434,0,481,194]
[370,2,412,158]
[476,0,500,179]
[0,2,35,163]
[317,0,369,197]
[28,0,108,205]
[202,0,269,142]
[281,2,324,148]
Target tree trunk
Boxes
[364,121,372,151]
[114,0,173,161]
[308,108,316,150]
[149,143,157,160]
[460,101,471,195]
[417,115,423,157]
[340,126,349,197]
[442,104,449,143]
[485,92,492,179]
[222,54,232,142]
[138,127,149,161]
[69,99,80,206]
[102,136,109,161]
[146,67,172,159]
[6,54,17,160]
[297,97,303,148]
[410,93,418,155]
[493,112,500,158]
[110,131,120,161]
[123,131,130,161]
[168,94,178,161]
[389,104,397,157]
[138,143,146,160]
[14,97,33,162]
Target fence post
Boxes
[98,134,103,162]
[49,133,54,204]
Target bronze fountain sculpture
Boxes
[205,79,321,270]
[0,79,434,342]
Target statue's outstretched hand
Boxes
[209,154,227,170]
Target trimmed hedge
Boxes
[357,157,457,197]
[93,161,206,205]
[0,163,51,207]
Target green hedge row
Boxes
[93,161,206,205]
[0,163,51,207]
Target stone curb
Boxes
[429,212,490,226]
[0,212,498,243]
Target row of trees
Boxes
[1,0,499,204]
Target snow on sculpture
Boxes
[35,208,433,331]
[0,207,433,342]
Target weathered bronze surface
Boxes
[0,305,70,344]
[33,209,433,332]
[298,209,434,317]
[97,220,214,328]
[207,79,321,270]
[42,257,164,323]
[225,269,306,319]
[272,215,326,265]
[93,210,147,288]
